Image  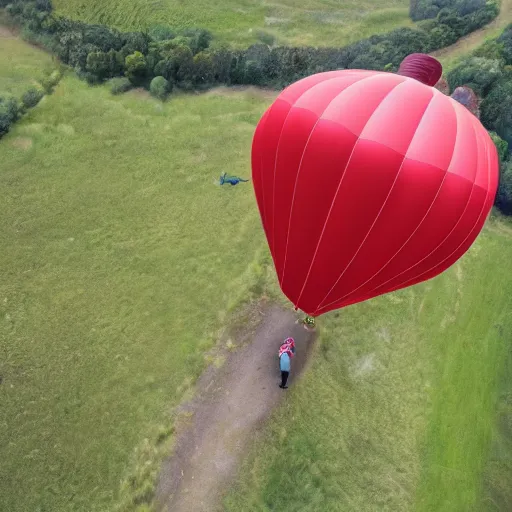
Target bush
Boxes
[21,87,44,109]
[481,80,512,145]
[498,24,512,64]
[447,57,502,95]
[0,94,21,137]
[410,0,485,22]
[39,68,63,94]
[149,75,170,100]
[489,131,509,163]
[473,39,505,61]
[497,160,512,213]
[109,77,132,95]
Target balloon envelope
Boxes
[252,68,499,316]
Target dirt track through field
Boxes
[431,0,512,61]
[156,305,316,512]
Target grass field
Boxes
[0,26,56,94]
[0,62,271,509]
[2,24,512,512]
[51,0,412,47]
[225,222,512,511]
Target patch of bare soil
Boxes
[0,24,16,39]
[156,304,317,512]
[10,137,33,150]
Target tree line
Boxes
[444,24,512,214]
[2,0,499,94]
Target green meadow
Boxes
[225,222,512,511]
[0,55,270,509]
[1,6,512,511]
[51,0,412,47]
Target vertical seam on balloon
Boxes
[259,152,267,235]
[253,112,268,231]
[315,96,460,313]
[269,76,343,265]
[364,110,482,296]
[293,78,405,311]
[278,73,389,290]
[269,103,293,257]
[313,89,435,314]
[373,123,493,296]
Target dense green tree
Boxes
[125,51,147,85]
[481,80,512,145]
[86,49,122,81]
[498,24,512,64]
[193,52,215,85]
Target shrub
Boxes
[447,57,502,95]
[0,94,21,137]
[149,75,170,100]
[481,80,512,145]
[489,131,509,163]
[21,87,44,109]
[497,160,512,213]
[109,77,132,95]
[39,68,62,94]
[473,39,505,61]
[244,60,264,85]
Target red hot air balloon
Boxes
[251,54,499,317]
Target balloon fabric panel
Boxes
[251,61,499,316]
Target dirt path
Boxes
[431,0,512,61]
[155,304,316,512]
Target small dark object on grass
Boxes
[220,172,249,186]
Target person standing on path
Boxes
[279,337,295,389]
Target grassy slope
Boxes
[51,0,411,47]
[0,28,55,93]
[0,68,271,510]
[225,224,512,512]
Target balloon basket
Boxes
[302,315,316,331]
